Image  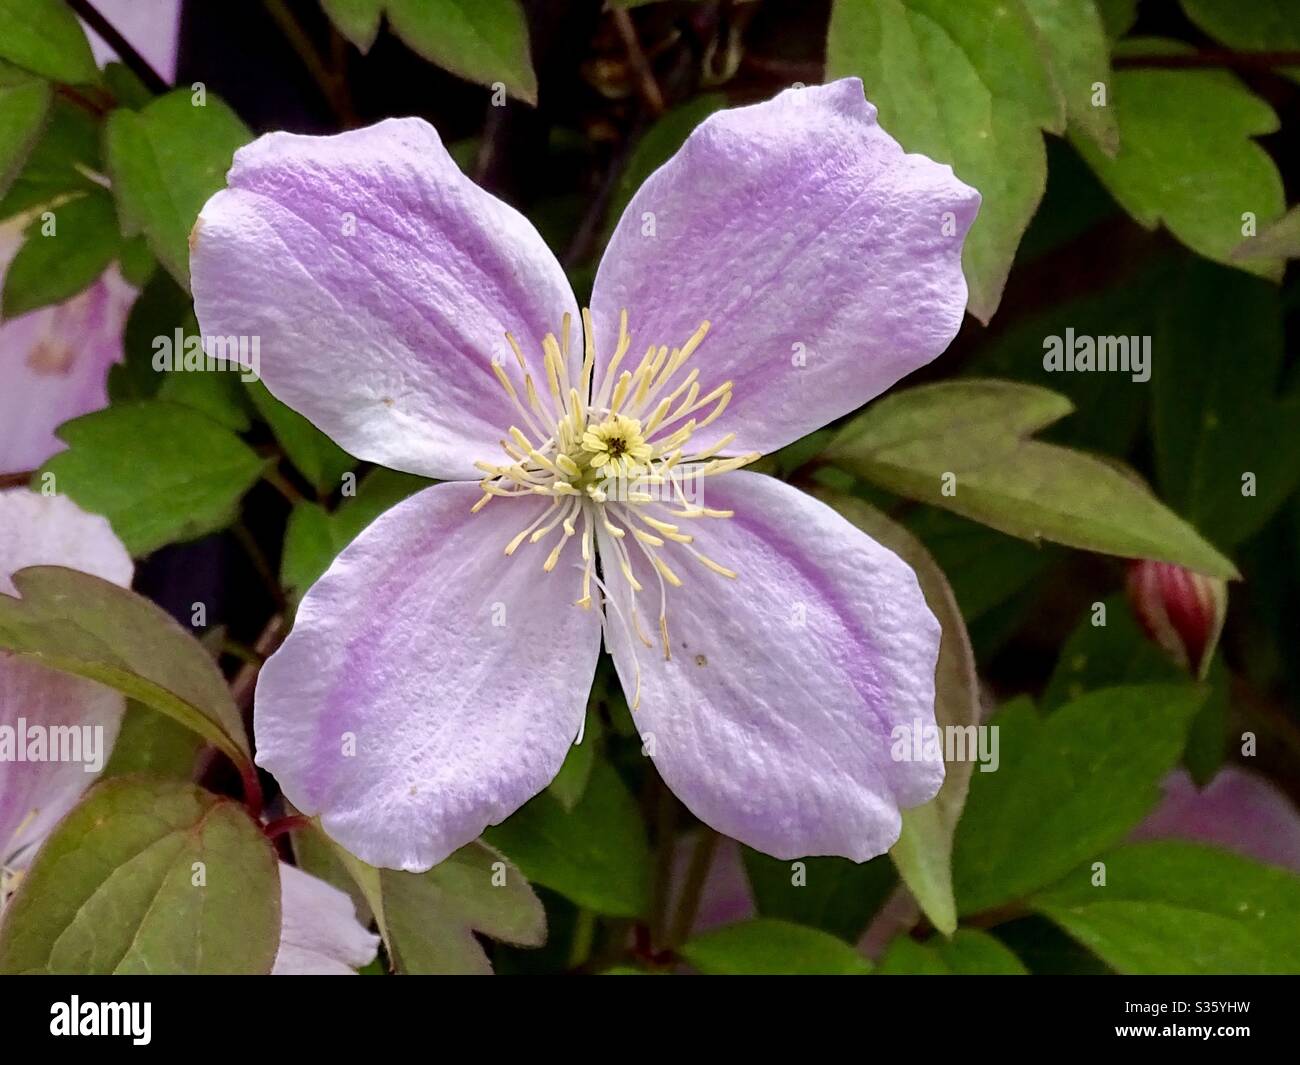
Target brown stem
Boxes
[230,614,287,714]
[263,0,357,126]
[611,8,665,115]
[667,828,719,948]
[1114,50,1300,71]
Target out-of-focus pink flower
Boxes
[1126,559,1228,680]
[0,490,132,883]
[0,222,134,475]
[1131,767,1300,872]
[0,489,377,973]
[84,0,181,84]
[272,863,380,975]
[669,833,754,936]
[0,0,181,476]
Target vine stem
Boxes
[263,814,310,840]
[667,828,719,948]
[1113,49,1300,71]
[65,0,170,94]
[611,8,665,115]
[263,0,357,127]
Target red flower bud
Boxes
[1126,560,1228,680]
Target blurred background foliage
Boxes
[1,0,1299,975]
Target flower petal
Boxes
[1131,768,1300,873]
[590,78,978,456]
[598,472,943,861]
[85,0,182,83]
[191,119,579,481]
[0,663,123,869]
[272,862,379,975]
[0,223,132,476]
[0,488,133,597]
[255,481,601,872]
[0,490,133,867]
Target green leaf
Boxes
[826,0,1063,321]
[103,701,205,780]
[1021,0,1119,154]
[40,402,268,555]
[380,843,546,974]
[111,271,191,401]
[815,491,978,935]
[322,0,385,52]
[106,89,251,288]
[547,707,602,812]
[0,78,51,201]
[742,849,895,943]
[681,919,873,975]
[1071,39,1285,281]
[280,502,335,603]
[385,0,537,105]
[0,96,98,220]
[1041,595,1182,711]
[1032,841,1300,974]
[102,61,155,110]
[903,506,1056,623]
[315,830,544,974]
[158,367,254,433]
[0,777,279,974]
[246,381,356,493]
[280,467,431,602]
[0,566,252,769]
[1095,0,1137,37]
[1150,262,1300,548]
[828,379,1239,580]
[1048,604,1226,784]
[0,0,99,84]
[485,761,651,917]
[2,191,121,317]
[952,685,1204,915]
[876,928,1028,974]
[1180,0,1300,80]
[962,256,1170,454]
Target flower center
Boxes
[472,308,759,705]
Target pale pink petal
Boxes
[272,862,379,975]
[0,222,133,476]
[599,472,943,861]
[84,0,182,83]
[192,119,579,481]
[1132,767,1300,873]
[255,482,602,872]
[0,490,133,868]
[590,78,977,457]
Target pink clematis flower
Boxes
[0,489,132,880]
[1132,767,1300,873]
[273,863,379,975]
[0,220,137,475]
[0,489,377,974]
[0,0,182,476]
[191,79,979,871]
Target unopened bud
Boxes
[1126,560,1228,680]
